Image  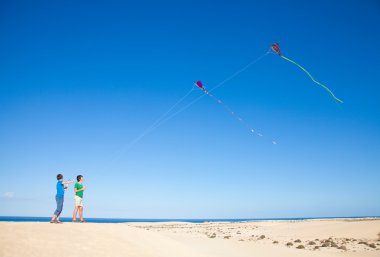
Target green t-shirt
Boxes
[75,182,84,198]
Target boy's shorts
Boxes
[74,195,83,207]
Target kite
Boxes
[195,80,209,94]
[195,80,276,144]
[271,43,343,103]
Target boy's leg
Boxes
[73,206,79,221]
[51,197,63,223]
[50,214,57,223]
[79,206,84,221]
[73,196,80,221]
[56,197,64,223]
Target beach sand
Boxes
[0,219,379,257]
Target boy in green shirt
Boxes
[72,175,86,222]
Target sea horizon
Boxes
[0,215,378,223]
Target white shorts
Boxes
[74,195,83,207]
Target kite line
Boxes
[103,87,195,167]
[145,51,271,134]
[103,49,271,167]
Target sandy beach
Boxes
[0,219,379,257]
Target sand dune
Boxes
[0,219,379,257]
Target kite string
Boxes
[280,55,343,103]
[125,87,195,146]
[209,51,270,93]
[102,87,195,168]
[144,89,204,134]
[144,87,195,133]
[148,51,271,133]
[103,49,272,168]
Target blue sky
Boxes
[1,0,379,218]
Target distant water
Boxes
[0,216,378,223]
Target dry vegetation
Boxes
[133,221,379,253]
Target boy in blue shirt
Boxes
[50,174,74,224]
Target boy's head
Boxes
[77,175,83,182]
[57,174,63,180]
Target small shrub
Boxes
[331,242,338,248]
[208,233,216,238]
[369,243,376,249]
[308,241,316,245]
[259,235,265,239]
[314,246,320,250]
[358,241,368,245]
[224,235,231,239]
[296,245,305,249]
[321,243,330,247]
[338,246,347,251]
[286,242,293,247]
[273,241,279,244]
[294,239,301,243]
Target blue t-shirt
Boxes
[56,181,64,197]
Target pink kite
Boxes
[195,80,209,94]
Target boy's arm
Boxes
[62,180,75,185]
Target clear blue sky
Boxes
[1,0,379,219]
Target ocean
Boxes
[0,216,378,223]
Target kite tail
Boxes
[280,55,343,104]
[207,92,277,144]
